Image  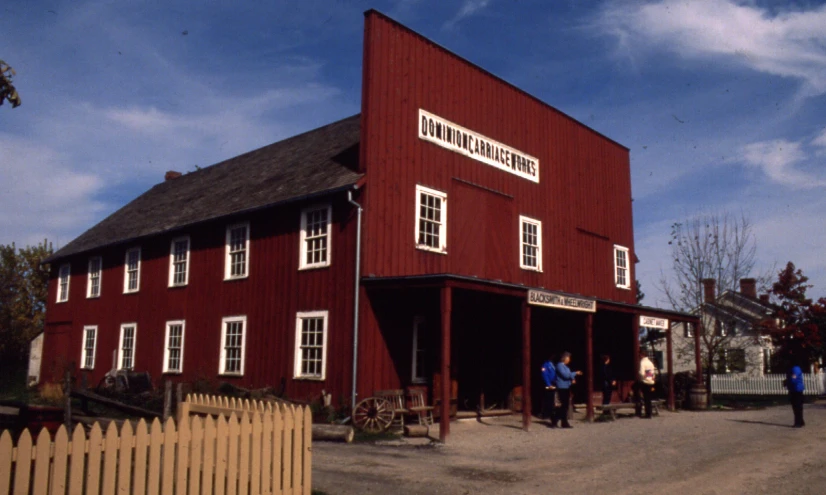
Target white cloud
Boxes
[740,139,826,189]
[594,0,826,96]
[443,0,491,30]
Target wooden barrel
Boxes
[689,384,708,410]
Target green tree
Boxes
[0,240,52,371]
[0,60,22,108]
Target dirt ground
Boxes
[313,401,825,494]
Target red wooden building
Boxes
[41,10,696,439]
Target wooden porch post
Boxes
[521,300,532,431]
[694,320,703,386]
[632,314,640,397]
[666,323,675,411]
[585,312,594,422]
[440,285,452,443]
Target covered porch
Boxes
[360,274,699,442]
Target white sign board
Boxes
[640,315,669,329]
[528,289,596,313]
[418,109,540,183]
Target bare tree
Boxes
[659,212,772,398]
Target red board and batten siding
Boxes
[41,198,357,402]
[359,11,635,304]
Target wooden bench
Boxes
[596,399,665,420]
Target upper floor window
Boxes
[118,323,137,370]
[81,325,97,370]
[123,248,141,293]
[225,223,249,280]
[57,264,70,303]
[219,316,247,375]
[519,216,542,271]
[163,320,185,373]
[300,205,332,269]
[87,256,102,298]
[415,185,447,253]
[294,311,328,380]
[614,245,630,289]
[169,237,190,287]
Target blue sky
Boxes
[2,0,825,305]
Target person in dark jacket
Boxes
[601,354,616,407]
[540,354,557,426]
[554,351,582,428]
[786,365,805,427]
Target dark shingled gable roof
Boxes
[47,114,362,262]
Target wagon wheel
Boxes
[352,397,395,433]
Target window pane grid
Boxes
[614,247,629,288]
[521,221,539,268]
[83,328,96,369]
[417,191,444,249]
[120,327,135,370]
[166,324,183,372]
[58,265,70,302]
[172,240,188,285]
[126,250,139,292]
[229,227,248,277]
[88,258,101,297]
[223,321,244,373]
[299,317,324,378]
[304,208,329,266]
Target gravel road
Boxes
[313,401,825,494]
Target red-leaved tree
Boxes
[766,262,823,370]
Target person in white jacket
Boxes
[638,350,657,419]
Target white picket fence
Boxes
[711,373,825,396]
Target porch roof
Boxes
[360,273,698,322]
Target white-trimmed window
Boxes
[412,317,427,384]
[219,316,246,375]
[118,324,137,370]
[614,245,630,289]
[123,248,141,293]
[80,325,97,370]
[163,320,186,373]
[299,205,332,269]
[168,237,190,287]
[519,216,542,271]
[225,223,250,280]
[57,264,71,303]
[415,185,447,253]
[87,257,102,298]
[294,311,328,380]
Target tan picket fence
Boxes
[0,401,312,495]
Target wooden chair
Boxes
[407,389,434,426]
[375,389,408,429]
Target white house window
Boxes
[762,347,773,374]
[614,245,630,289]
[87,257,102,298]
[225,223,250,280]
[118,324,137,370]
[80,325,97,370]
[299,205,332,269]
[123,248,141,293]
[219,316,246,375]
[415,185,447,253]
[163,320,185,373]
[519,216,542,271]
[412,317,427,384]
[169,237,190,287]
[294,311,328,380]
[57,264,71,303]
[684,323,694,338]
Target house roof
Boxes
[46,115,363,263]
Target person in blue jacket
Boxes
[540,354,557,426]
[786,365,805,427]
[554,351,582,428]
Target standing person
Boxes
[638,349,657,419]
[540,354,557,426]
[786,365,805,427]
[601,354,616,407]
[555,352,582,428]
